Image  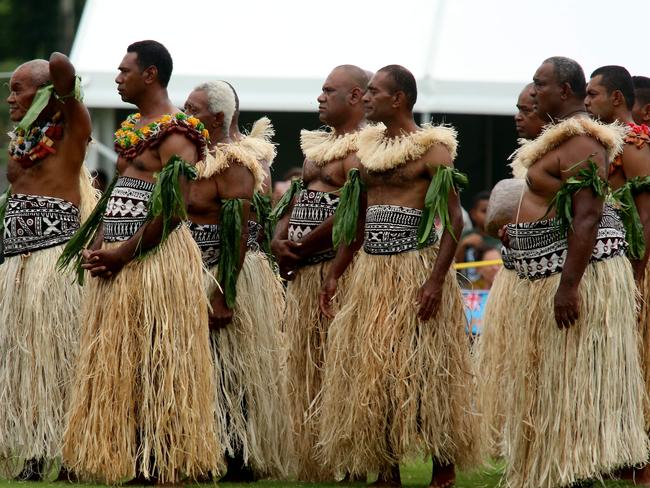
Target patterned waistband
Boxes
[3,193,80,256]
[288,188,340,265]
[363,204,438,255]
[188,221,220,268]
[247,220,262,250]
[506,204,626,280]
[501,246,515,270]
[104,176,154,242]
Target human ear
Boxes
[143,66,158,85]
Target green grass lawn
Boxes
[0,460,638,487]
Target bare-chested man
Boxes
[318,65,478,488]
[270,65,369,482]
[476,83,545,458]
[501,57,647,488]
[0,52,96,481]
[586,65,650,485]
[184,81,290,482]
[632,76,650,126]
[62,40,219,484]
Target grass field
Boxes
[0,460,638,488]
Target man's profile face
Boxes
[631,95,649,125]
[470,198,489,230]
[317,69,350,126]
[531,62,562,121]
[585,75,614,123]
[184,89,215,130]
[7,67,40,123]
[362,71,394,122]
[514,87,545,139]
[115,52,146,104]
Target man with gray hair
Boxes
[184,81,290,481]
[499,56,648,488]
[0,52,96,481]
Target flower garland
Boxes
[8,111,63,165]
[114,112,210,160]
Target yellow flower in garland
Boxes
[140,126,151,136]
[160,114,172,124]
[187,116,200,127]
[202,129,210,139]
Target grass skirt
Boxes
[284,259,350,481]
[0,245,81,469]
[205,250,291,478]
[62,226,221,484]
[317,247,479,477]
[475,268,519,457]
[639,261,650,432]
[502,256,648,488]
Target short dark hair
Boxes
[472,190,491,209]
[544,56,586,99]
[633,76,650,106]
[591,65,635,109]
[378,64,417,110]
[127,40,173,88]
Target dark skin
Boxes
[632,92,650,126]
[515,84,546,140]
[454,198,488,262]
[81,51,198,279]
[319,70,461,488]
[7,53,91,205]
[184,88,254,329]
[586,74,650,284]
[271,66,367,280]
[523,61,607,329]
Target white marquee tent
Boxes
[70,0,650,168]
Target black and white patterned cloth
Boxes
[188,221,220,268]
[363,204,438,255]
[3,193,80,256]
[247,220,262,251]
[501,246,515,270]
[288,189,340,265]
[506,204,626,280]
[103,176,154,242]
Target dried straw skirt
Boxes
[639,260,650,431]
[205,250,291,478]
[474,267,520,457]
[284,259,350,481]
[0,245,81,465]
[317,247,479,477]
[502,256,648,488]
[63,226,221,484]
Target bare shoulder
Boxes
[621,143,650,179]
[422,142,453,169]
[557,134,607,174]
[342,151,362,173]
[158,132,199,165]
[216,163,255,199]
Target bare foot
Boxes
[370,465,401,487]
[429,462,455,488]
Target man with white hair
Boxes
[184,81,290,481]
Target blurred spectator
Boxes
[91,168,109,193]
[455,190,501,282]
[272,167,302,205]
[470,245,502,290]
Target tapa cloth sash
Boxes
[363,204,438,255]
[103,176,154,242]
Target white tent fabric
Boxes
[71,0,650,115]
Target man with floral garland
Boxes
[60,40,220,484]
[586,64,650,485]
[0,52,97,481]
[318,65,478,488]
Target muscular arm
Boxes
[621,144,650,281]
[555,136,607,328]
[417,145,462,321]
[49,52,91,161]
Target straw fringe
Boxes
[63,226,222,484]
[639,260,650,431]
[0,245,82,463]
[284,260,351,481]
[205,251,291,478]
[502,256,648,488]
[357,123,458,173]
[317,248,479,477]
[196,144,265,192]
[300,129,359,167]
[474,268,520,457]
[239,117,277,166]
[509,117,626,179]
[79,165,100,221]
